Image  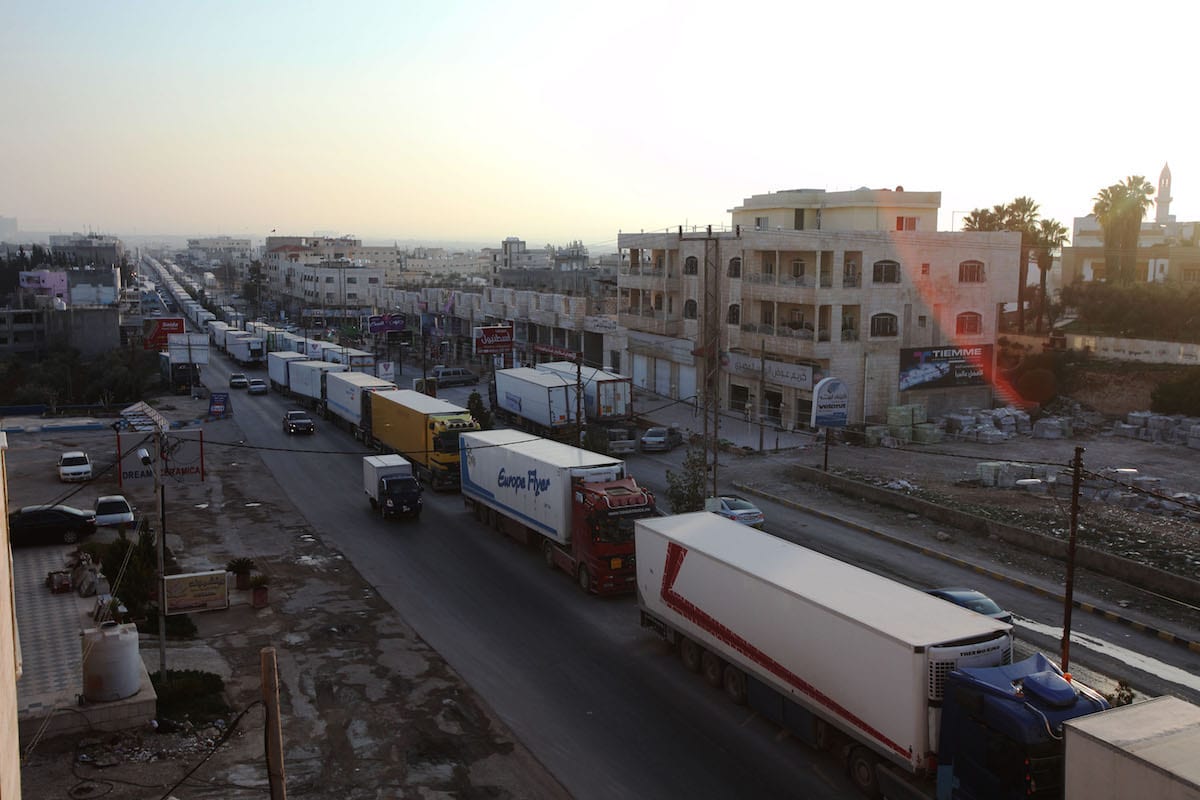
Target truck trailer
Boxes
[324,370,397,438]
[362,454,423,520]
[286,360,348,407]
[490,367,580,440]
[159,352,201,395]
[535,361,632,423]
[267,350,306,392]
[364,389,479,490]
[460,429,656,594]
[635,513,1109,797]
[322,346,376,373]
[1063,695,1200,799]
[226,335,265,366]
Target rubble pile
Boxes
[1114,411,1200,449]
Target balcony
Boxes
[842,274,861,288]
[529,308,558,327]
[619,309,681,337]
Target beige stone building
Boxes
[618,187,1020,426]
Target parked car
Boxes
[283,410,316,435]
[640,426,684,452]
[94,495,136,528]
[229,373,249,389]
[705,495,766,528]
[9,505,97,546]
[925,588,1014,625]
[247,378,268,395]
[57,451,93,482]
[431,366,478,387]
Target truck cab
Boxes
[378,473,422,519]
[560,476,656,594]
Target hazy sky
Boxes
[4,1,1196,251]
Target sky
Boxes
[3,1,1198,253]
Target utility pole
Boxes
[576,352,584,446]
[758,341,766,453]
[1060,445,1085,672]
[700,226,722,497]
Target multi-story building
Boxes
[1061,164,1200,286]
[47,232,125,268]
[618,187,1020,426]
[187,236,253,266]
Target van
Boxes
[431,366,478,387]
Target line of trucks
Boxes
[139,269,1197,798]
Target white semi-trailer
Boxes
[267,351,306,392]
[536,361,632,423]
[324,370,396,437]
[286,360,348,406]
[490,367,580,440]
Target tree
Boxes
[1032,218,1069,334]
[664,444,709,513]
[962,197,1041,333]
[466,390,493,430]
[1093,176,1154,284]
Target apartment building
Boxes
[618,188,1020,426]
[47,232,125,268]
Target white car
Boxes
[706,495,765,529]
[57,451,93,482]
[94,495,136,528]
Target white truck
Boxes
[226,335,265,366]
[490,367,580,439]
[634,513,1111,797]
[322,346,376,373]
[536,361,632,423]
[286,360,348,406]
[460,429,656,594]
[325,370,397,438]
[1063,695,1200,799]
[362,454,423,520]
[267,350,307,392]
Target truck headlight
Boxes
[385,499,394,507]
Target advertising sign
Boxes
[367,313,406,335]
[209,391,230,418]
[532,342,578,361]
[899,345,994,391]
[163,570,229,615]
[143,317,186,351]
[810,377,849,428]
[474,325,515,355]
[720,352,817,391]
[166,333,209,364]
[376,361,395,382]
[161,434,205,483]
[116,435,157,488]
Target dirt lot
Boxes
[14,399,569,800]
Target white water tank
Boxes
[81,622,141,702]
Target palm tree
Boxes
[1032,218,1069,334]
[1093,176,1154,283]
[962,197,1041,333]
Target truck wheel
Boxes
[680,637,702,673]
[577,565,592,593]
[542,540,556,569]
[847,746,880,798]
[722,665,747,705]
[701,650,723,688]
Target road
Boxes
[200,346,1200,799]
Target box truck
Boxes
[460,429,656,594]
[635,513,1109,797]
[226,335,265,367]
[287,360,348,406]
[159,352,201,395]
[325,370,397,438]
[363,389,479,490]
[489,367,580,440]
[362,454,423,520]
[267,350,307,392]
[535,361,632,423]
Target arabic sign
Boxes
[899,345,993,391]
[367,313,406,334]
[474,326,515,355]
[143,317,186,351]
[209,391,230,418]
[532,342,578,361]
[720,352,817,391]
[163,570,229,615]
[810,377,849,428]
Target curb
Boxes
[732,481,1200,655]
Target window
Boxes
[728,258,742,277]
[762,306,774,326]
[956,312,983,335]
[755,216,769,231]
[325,276,334,283]
[958,260,985,282]
[921,263,930,276]
[347,276,358,284]
[918,315,927,328]
[791,259,806,278]
[870,313,898,337]
[369,277,379,284]
[727,304,741,325]
[895,216,918,231]
[794,210,805,230]
[684,256,698,275]
[873,260,901,284]
[763,259,775,275]
[683,299,698,319]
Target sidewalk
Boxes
[631,388,816,452]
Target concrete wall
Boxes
[1008,332,1200,367]
[789,463,1200,606]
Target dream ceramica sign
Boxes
[474,325,514,355]
[810,377,849,428]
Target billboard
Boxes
[167,333,209,364]
[143,317,186,351]
[163,570,229,615]
[367,313,406,335]
[474,325,515,355]
[810,377,849,428]
[899,344,994,391]
[720,352,818,391]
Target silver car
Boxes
[640,426,684,452]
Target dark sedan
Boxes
[9,505,97,546]
[925,588,1014,625]
[283,410,316,435]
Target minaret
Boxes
[1156,163,1172,225]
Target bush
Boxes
[1150,367,1200,415]
[466,390,493,430]
[665,444,709,513]
[1016,368,1057,404]
[151,669,229,724]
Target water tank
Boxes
[81,622,141,702]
